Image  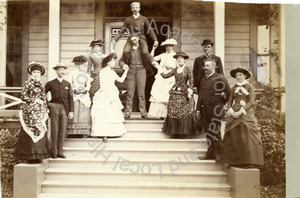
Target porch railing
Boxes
[0,87,23,117]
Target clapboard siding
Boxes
[181,0,214,65]
[28,1,49,80]
[225,3,250,85]
[60,0,95,67]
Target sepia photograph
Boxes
[0,0,294,197]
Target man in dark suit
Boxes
[45,63,74,159]
[111,2,158,67]
[119,36,158,119]
[193,39,224,93]
[196,60,230,161]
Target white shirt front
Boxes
[133,13,140,19]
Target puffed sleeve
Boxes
[243,84,256,111]
[227,87,235,108]
[187,67,194,89]
[21,81,34,103]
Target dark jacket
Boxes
[113,15,158,42]
[193,54,224,90]
[45,79,74,115]
[119,47,155,76]
[197,73,230,127]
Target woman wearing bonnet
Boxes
[220,67,264,168]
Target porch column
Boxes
[214,2,225,73]
[0,1,7,106]
[278,4,285,113]
[48,0,60,80]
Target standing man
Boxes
[119,36,158,119]
[45,63,74,159]
[111,2,158,75]
[196,60,230,161]
[193,39,224,93]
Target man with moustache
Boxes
[111,2,158,76]
[196,60,230,161]
[45,63,74,159]
[193,39,224,93]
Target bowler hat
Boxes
[72,55,87,63]
[161,38,177,46]
[173,51,189,59]
[201,39,214,47]
[89,39,104,47]
[230,67,252,79]
[27,61,45,75]
[53,63,67,70]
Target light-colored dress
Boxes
[148,51,176,118]
[67,68,92,135]
[91,67,126,137]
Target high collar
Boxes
[205,71,215,79]
[132,44,140,50]
[177,64,186,73]
[236,80,248,86]
[133,13,140,19]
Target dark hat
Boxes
[230,67,252,79]
[53,63,67,70]
[27,61,45,75]
[72,55,87,63]
[89,39,104,47]
[102,53,117,68]
[173,51,189,59]
[201,39,214,46]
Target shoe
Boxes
[141,115,148,119]
[124,115,130,119]
[57,154,66,158]
[52,154,57,159]
[198,155,214,160]
[103,136,107,143]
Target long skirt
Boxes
[220,109,264,166]
[162,93,197,136]
[67,100,91,135]
[16,128,50,160]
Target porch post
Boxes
[278,4,285,113]
[48,0,60,80]
[0,1,7,106]
[214,2,225,73]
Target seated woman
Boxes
[220,67,264,168]
[67,55,91,136]
[148,38,177,119]
[91,53,129,142]
[16,62,50,163]
[161,51,198,138]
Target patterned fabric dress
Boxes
[16,78,50,160]
[220,81,264,166]
[88,52,107,103]
[161,65,197,136]
[67,69,91,135]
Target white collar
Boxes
[132,44,139,50]
[177,64,185,73]
[236,80,248,86]
[57,77,64,82]
[133,13,140,19]
[206,71,215,79]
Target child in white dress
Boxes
[91,53,129,142]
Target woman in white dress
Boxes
[67,55,92,136]
[148,38,177,119]
[91,53,129,142]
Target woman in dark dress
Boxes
[16,62,50,163]
[87,40,107,104]
[220,67,264,168]
[161,51,197,138]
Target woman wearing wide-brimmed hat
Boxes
[67,55,92,136]
[87,39,107,104]
[220,67,264,168]
[148,38,177,119]
[160,51,198,138]
[16,62,50,163]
